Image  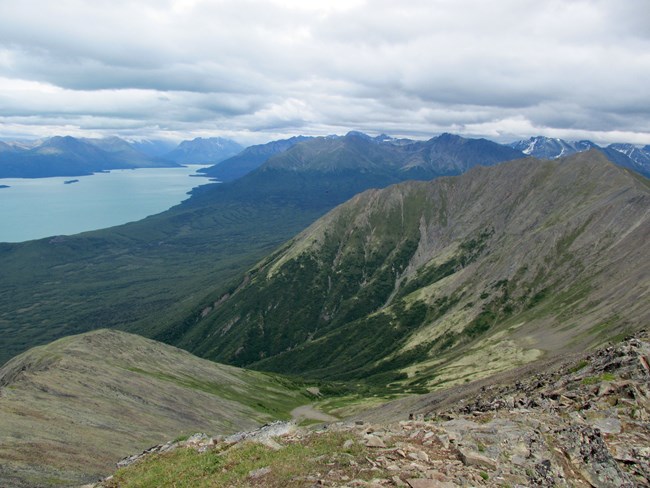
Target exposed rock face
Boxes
[101,333,650,487]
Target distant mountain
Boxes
[198,135,311,182]
[0,329,307,487]
[509,136,650,177]
[82,136,173,167]
[127,138,178,157]
[187,131,525,211]
[177,150,649,386]
[257,131,523,177]
[0,135,179,178]
[607,143,650,177]
[509,136,597,159]
[0,141,16,153]
[163,137,243,164]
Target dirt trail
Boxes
[291,404,337,422]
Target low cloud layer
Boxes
[1,0,649,145]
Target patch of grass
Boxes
[581,373,615,385]
[569,359,589,373]
[106,432,380,488]
[480,471,489,480]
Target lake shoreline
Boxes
[0,165,212,243]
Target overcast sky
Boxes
[0,0,649,145]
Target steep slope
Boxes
[178,151,649,388]
[198,135,311,182]
[0,329,307,487]
[163,137,243,164]
[0,132,522,367]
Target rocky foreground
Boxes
[97,333,650,487]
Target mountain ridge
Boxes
[101,331,650,487]
[509,135,650,177]
[177,150,649,387]
[198,135,311,182]
[162,136,243,164]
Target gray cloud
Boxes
[0,0,649,145]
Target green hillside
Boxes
[0,329,308,487]
[176,151,650,388]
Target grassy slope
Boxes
[0,329,308,487]
[104,431,375,488]
[177,152,650,388]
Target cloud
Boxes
[0,0,649,145]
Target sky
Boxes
[0,0,649,146]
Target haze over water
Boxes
[0,165,212,242]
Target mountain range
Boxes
[161,137,243,164]
[0,132,649,486]
[198,135,311,182]
[1,133,649,369]
[509,135,650,177]
[0,136,179,178]
[0,136,244,178]
[2,132,650,180]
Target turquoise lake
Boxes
[0,165,213,243]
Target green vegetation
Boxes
[582,373,616,385]
[569,360,589,373]
[0,330,310,487]
[106,431,379,488]
[178,220,493,385]
[398,228,493,298]
[3,130,517,367]
[0,160,420,366]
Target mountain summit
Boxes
[509,136,650,177]
[163,137,243,164]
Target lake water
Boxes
[0,165,214,243]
